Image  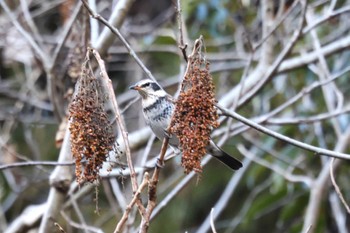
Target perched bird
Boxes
[129,79,242,170]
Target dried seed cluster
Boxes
[69,61,115,183]
[170,54,219,174]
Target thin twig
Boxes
[136,134,157,185]
[0,161,74,170]
[301,126,350,233]
[237,144,312,186]
[90,48,146,216]
[254,0,300,49]
[221,41,255,143]
[19,0,44,49]
[329,158,350,214]
[210,208,217,233]
[90,49,136,187]
[230,49,254,111]
[139,136,169,233]
[69,195,89,233]
[217,66,350,141]
[305,225,313,233]
[114,172,150,233]
[238,0,307,106]
[150,168,193,219]
[278,34,350,73]
[306,10,343,138]
[0,0,49,68]
[48,2,83,121]
[93,0,135,55]
[176,0,188,62]
[329,192,348,233]
[54,222,66,233]
[266,106,350,125]
[303,5,350,34]
[39,128,73,233]
[242,134,306,170]
[61,211,103,233]
[81,0,156,81]
[51,1,83,67]
[120,96,140,114]
[217,105,350,160]
[196,157,251,233]
[134,42,213,227]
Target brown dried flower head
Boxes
[170,37,219,174]
[68,57,115,183]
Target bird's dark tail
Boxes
[208,141,243,170]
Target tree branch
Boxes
[217,105,350,160]
[0,161,74,170]
[81,0,156,81]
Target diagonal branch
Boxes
[81,0,156,81]
[114,173,150,233]
[139,136,170,233]
[217,105,350,160]
[329,158,350,214]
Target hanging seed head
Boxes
[170,37,219,174]
[69,57,116,183]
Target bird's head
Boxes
[129,79,166,99]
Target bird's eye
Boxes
[142,83,151,88]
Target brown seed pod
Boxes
[68,57,116,183]
[170,37,219,174]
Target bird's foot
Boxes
[156,158,165,168]
[163,130,172,139]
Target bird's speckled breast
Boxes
[142,96,178,146]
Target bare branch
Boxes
[81,0,156,81]
[303,5,350,34]
[90,48,137,188]
[61,211,103,233]
[302,126,350,233]
[38,128,73,233]
[139,136,170,233]
[237,144,312,186]
[278,35,350,73]
[238,0,307,106]
[93,0,135,56]
[0,1,49,68]
[176,0,188,62]
[217,105,350,160]
[266,106,350,125]
[330,158,350,214]
[196,157,250,233]
[210,208,217,233]
[0,161,74,170]
[114,172,149,233]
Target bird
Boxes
[129,79,242,170]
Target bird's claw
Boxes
[156,158,165,168]
[164,130,172,139]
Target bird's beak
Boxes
[129,84,140,90]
